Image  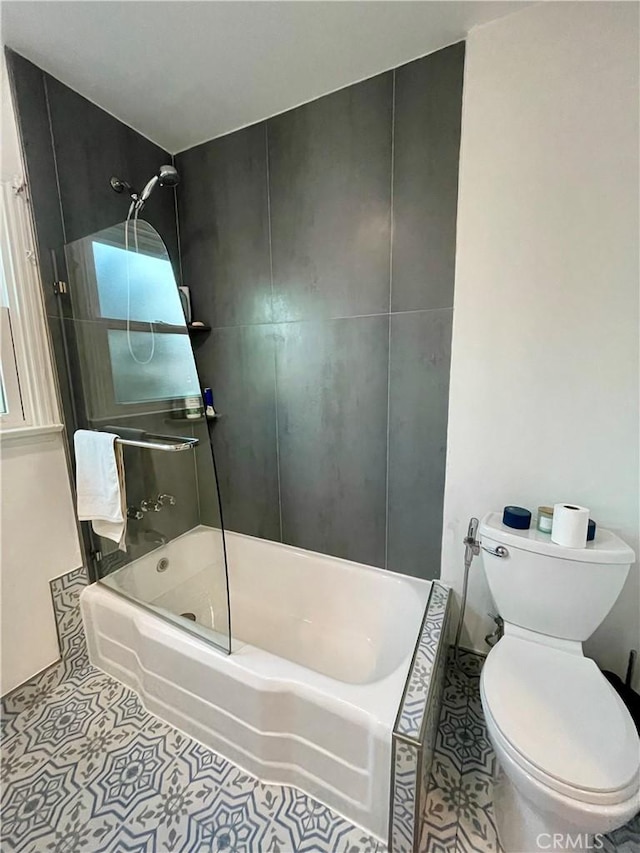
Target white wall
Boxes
[442,2,640,687]
[1,434,83,693]
[0,58,83,695]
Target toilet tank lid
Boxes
[479,512,635,565]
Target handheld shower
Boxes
[110,165,180,215]
[108,165,180,365]
[138,165,180,207]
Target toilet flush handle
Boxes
[481,543,509,558]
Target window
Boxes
[64,219,199,422]
[0,291,25,427]
[92,239,184,325]
[0,179,60,437]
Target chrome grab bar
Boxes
[481,543,509,558]
[98,431,199,452]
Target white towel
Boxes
[74,430,127,551]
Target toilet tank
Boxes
[479,512,635,642]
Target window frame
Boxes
[0,178,62,440]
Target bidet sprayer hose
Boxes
[455,517,480,667]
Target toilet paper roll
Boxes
[551,503,590,548]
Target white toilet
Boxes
[478,511,640,853]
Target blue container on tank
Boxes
[502,506,532,530]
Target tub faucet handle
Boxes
[140,498,160,513]
[127,506,144,520]
[157,493,176,507]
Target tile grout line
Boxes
[199,306,453,334]
[384,69,396,572]
[264,122,284,544]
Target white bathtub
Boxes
[81,526,432,840]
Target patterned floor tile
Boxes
[179,769,275,852]
[298,798,379,852]
[27,787,115,853]
[602,810,640,853]
[421,651,500,853]
[453,767,500,853]
[1,731,45,786]
[422,753,463,834]
[244,783,309,852]
[420,817,458,853]
[1,762,80,851]
[453,651,484,681]
[435,705,471,772]
[2,664,66,719]
[456,706,494,777]
[441,664,476,713]
[124,758,225,851]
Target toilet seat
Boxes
[481,636,640,806]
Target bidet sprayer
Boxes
[455,516,481,667]
[463,517,480,568]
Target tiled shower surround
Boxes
[8,42,463,583]
[177,43,464,579]
[2,572,637,852]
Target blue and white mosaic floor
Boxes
[421,649,500,853]
[1,569,638,852]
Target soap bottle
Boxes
[203,387,217,419]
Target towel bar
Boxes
[99,431,199,452]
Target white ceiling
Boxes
[2,1,529,154]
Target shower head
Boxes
[139,165,180,204]
[111,165,180,216]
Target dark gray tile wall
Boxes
[44,75,179,262]
[276,316,389,566]
[387,310,453,576]
[392,41,465,313]
[177,124,272,328]
[178,43,465,579]
[268,74,393,322]
[203,325,280,541]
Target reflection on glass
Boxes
[93,239,185,324]
[107,330,200,405]
[64,219,230,655]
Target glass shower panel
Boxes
[64,219,230,654]
[107,330,200,404]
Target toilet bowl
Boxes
[477,512,640,853]
[481,632,640,852]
